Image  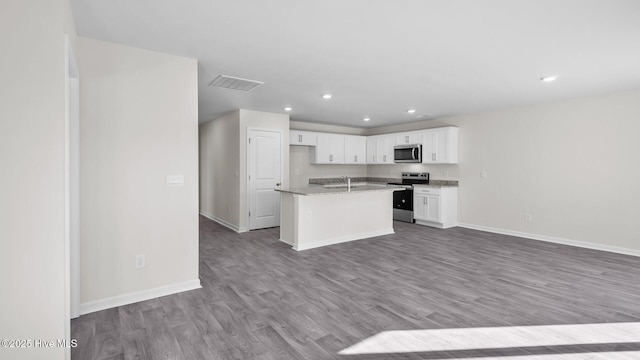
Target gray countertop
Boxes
[275,185,404,196]
[308,177,399,186]
[412,183,458,188]
[308,177,459,187]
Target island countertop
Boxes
[275,185,404,196]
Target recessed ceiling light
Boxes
[363,117,370,122]
[284,107,292,111]
[322,94,332,99]
[540,76,559,82]
[407,109,416,114]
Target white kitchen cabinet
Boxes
[344,135,367,164]
[366,137,376,163]
[394,131,422,145]
[295,126,459,165]
[289,130,317,146]
[422,126,458,164]
[413,185,457,228]
[366,134,394,164]
[311,133,345,164]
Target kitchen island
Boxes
[275,185,402,251]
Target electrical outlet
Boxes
[135,254,145,268]
[525,213,533,222]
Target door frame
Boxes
[64,34,80,360]
[246,127,284,230]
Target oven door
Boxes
[393,188,413,210]
[392,188,414,223]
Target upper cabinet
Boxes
[293,130,365,165]
[290,130,317,146]
[292,126,458,165]
[366,137,376,164]
[311,133,345,164]
[344,135,367,165]
[366,134,394,164]
[394,131,422,145]
[422,126,459,164]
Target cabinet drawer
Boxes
[413,187,440,195]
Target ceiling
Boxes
[71,0,640,128]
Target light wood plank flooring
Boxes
[71,216,640,359]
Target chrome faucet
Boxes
[341,176,351,190]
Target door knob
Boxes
[276,183,281,186]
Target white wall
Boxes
[290,120,366,135]
[77,37,200,308]
[368,90,640,253]
[0,1,70,359]
[199,110,241,228]
[447,91,640,252]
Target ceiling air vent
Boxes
[208,75,264,91]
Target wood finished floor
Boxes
[71,216,640,359]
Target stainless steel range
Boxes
[388,172,430,223]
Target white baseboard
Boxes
[199,211,248,233]
[414,219,457,229]
[457,222,640,258]
[294,228,395,251]
[79,279,201,315]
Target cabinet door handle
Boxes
[405,135,409,143]
[432,153,436,161]
[373,155,376,162]
[354,155,357,162]
[383,155,387,162]
[298,134,302,142]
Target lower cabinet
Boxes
[413,186,457,228]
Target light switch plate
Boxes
[166,175,184,187]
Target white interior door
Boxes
[249,130,282,230]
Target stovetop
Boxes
[388,172,429,186]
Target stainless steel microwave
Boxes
[394,144,422,163]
